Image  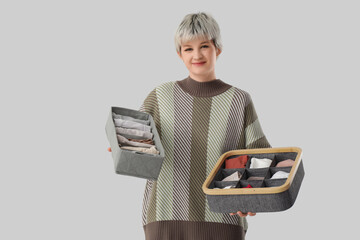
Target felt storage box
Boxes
[202,147,304,213]
[105,106,165,180]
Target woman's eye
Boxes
[201,45,209,48]
[184,48,192,51]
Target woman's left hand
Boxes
[229,211,256,217]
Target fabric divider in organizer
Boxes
[105,106,165,180]
[236,180,264,188]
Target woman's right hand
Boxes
[107,147,112,152]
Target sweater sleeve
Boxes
[243,92,271,149]
[139,88,162,138]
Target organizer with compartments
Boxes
[105,106,165,180]
[202,147,304,213]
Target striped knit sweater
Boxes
[139,76,271,240]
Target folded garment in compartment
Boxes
[271,171,289,179]
[225,155,248,169]
[275,159,295,167]
[116,127,153,139]
[222,171,242,182]
[116,134,154,148]
[128,138,154,145]
[114,118,151,132]
[121,146,160,155]
[247,176,265,181]
[250,157,272,169]
[112,112,150,125]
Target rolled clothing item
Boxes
[128,138,154,145]
[117,134,154,148]
[275,159,295,168]
[222,171,242,182]
[223,185,236,189]
[244,184,253,188]
[271,171,289,179]
[114,118,151,132]
[247,176,265,181]
[121,146,160,155]
[225,155,248,169]
[116,127,153,139]
[249,157,272,169]
[112,112,150,125]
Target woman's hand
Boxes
[107,147,112,152]
[229,211,256,217]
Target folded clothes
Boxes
[121,146,160,155]
[271,171,289,179]
[117,134,154,148]
[244,184,253,188]
[247,176,265,181]
[114,118,151,132]
[225,155,248,169]
[249,157,272,169]
[275,159,295,168]
[112,112,150,125]
[116,127,153,139]
[128,138,154,145]
[222,171,242,182]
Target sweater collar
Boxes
[176,76,232,97]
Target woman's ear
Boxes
[177,51,183,60]
[216,48,222,57]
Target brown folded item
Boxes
[128,138,154,145]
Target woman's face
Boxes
[177,37,221,81]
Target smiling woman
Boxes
[130,12,271,240]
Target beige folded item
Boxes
[117,134,154,148]
[222,171,242,182]
[247,176,265,181]
[121,146,160,155]
[116,127,153,139]
[112,112,150,125]
[114,118,151,132]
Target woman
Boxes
[110,12,271,240]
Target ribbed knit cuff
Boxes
[143,220,246,240]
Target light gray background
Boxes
[1,0,359,239]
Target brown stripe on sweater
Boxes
[222,88,248,152]
[189,97,212,221]
[172,84,194,221]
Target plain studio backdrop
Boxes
[1,0,359,239]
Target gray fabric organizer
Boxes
[202,147,304,213]
[105,106,165,180]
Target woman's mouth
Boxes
[192,61,206,66]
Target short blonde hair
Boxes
[174,12,223,53]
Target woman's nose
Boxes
[193,48,203,59]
